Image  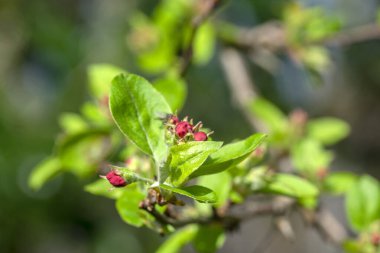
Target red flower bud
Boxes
[194,131,208,141]
[169,115,179,125]
[175,121,193,138]
[106,171,127,187]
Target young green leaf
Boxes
[324,172,358,195]
[153,75,187,112]
[159,184,217,203]
[190,133,266,178]
[156,225,198,253]
[193,22,216,65]
[261,174,319,199]
[307,117,350,145]
[197,172,231,207]
[110,74,172,166]
[116,186,149,227]
[84,179,124,199]
[193,225,226,253]
[346,175,380,231]
[87,64,125,99]
[29,157,61,191]
[249,98,288,134]
[169,141,223,186]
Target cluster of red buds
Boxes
[165,114,212,142]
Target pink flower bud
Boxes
[175,121,193,138]
[194,131,208,141]
[106,171,127,187]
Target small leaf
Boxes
[153,75,187,112]
[116,186,148,227]
[156,225,198,253]
[169,141,223,186]
[110,74,172,167]
[84,179,124,199]
[87,64,125,99]
[191,133,266,177]
[324,172,358,195]
[307,117,350,145]
[159,184,217,203]
[193,22,216,65]
[346,175,380,231]
[249,98,288,134]
[291,138,333,174]
[261,174,319,199]
[197,172,231,207]
[193,225,225,253]
[29,157,61,191]
[59,113,88,134]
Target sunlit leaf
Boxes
[87,64,125,99]
[191,133,266,177]
[324,172,358,195]
[29,157,61,191]
[159,184,217,203]
[346,175,380,231]
[110,74,172,167]
[153,75,187,112]
[169,141,222,186]
[307,117,350,145]
[156,225,198,253]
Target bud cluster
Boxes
[165,114,212,143]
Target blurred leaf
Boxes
[249,98,288,135]
[59,113,88,134]
[156,225,198,253]
[153,75,187,112]
[262,174,319,199]
[116,186,148,227]
[342,240,362,253]
[87,64,125,99]
[307,117,350,145]
[169,141,223,186]
[324,172,358,195]
[159,184,217,203]
[191,133,266,177]
[85,179,124,199]
[197,171,231,207]
[193,225,225,253]
[291,138,333,174]
[29,157,61,191]
[110,74,172,166]
[346,175,380,231]
[193,22,216,65]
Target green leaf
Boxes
[193,225,225,253]
[324,172,358,195]
[110,74,172,167]
[156,225,198,253]
[346,175,380,231]
[29,157,61,191]
[262,174,319,199]
[87,64,125,99]
[291,138,333,174]
[84,179,124,199]
[193,22,216,65]
[153,75,187,112]
[197,172,231,207]
[307,117,350,145]
[191,133,266,178]
[249,98,288,134]
[116,186,148,227]
[58,130,112,178]
[159,184,217,203]
[59,113,88,134]
[169,141,223,186]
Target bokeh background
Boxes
[1,0,380,252]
